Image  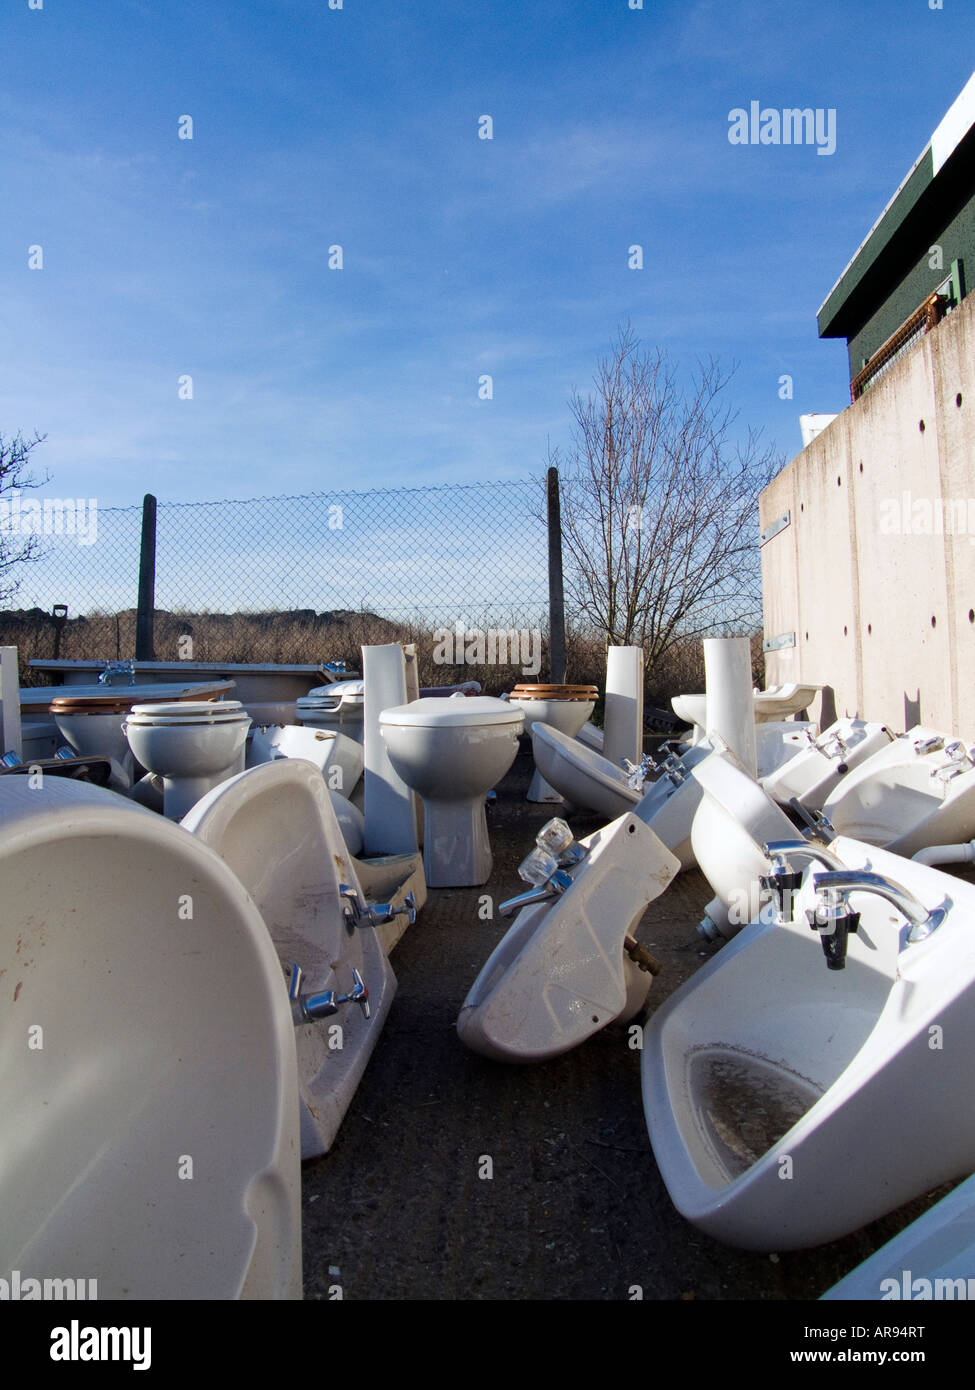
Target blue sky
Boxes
[2,0,973,512]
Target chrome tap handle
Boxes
[288,962,371,1023]
[334,967,370,1019]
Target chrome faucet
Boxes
[621,753,658,789]
[810,870,949,946]
[339,885,417,932]
[98,660,135,686]
[914,734,945,756]
[931,740,975,790]
[760,837,848,919]
[288,962,370,1023]
[499,817,588,918]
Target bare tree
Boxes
[0,431,48,607]
[550,327,780,665]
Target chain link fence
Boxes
[2,478,554,687]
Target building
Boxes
[760,71,975,734]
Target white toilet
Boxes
[0,775,302,1298]
[379,695,523,887]
[123,700,252,821]
[508,683,598,802]
[41,680,234,792]
[296,681,365,744]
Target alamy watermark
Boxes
[1,1268,97,1299]
[728,102,836,156]
[879,491,975,542]
[0,491,98,546]
[432,621,541,676]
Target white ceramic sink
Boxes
[182,759,397,1158]
[247,723,364,798]
[531,721,643,819]
[822,725,975,856]
[632,741,716,871]
[672,684,821,745]
[642,835,975,1249]
[689,748,810,941]
[822,1170,975,1300]
[457,812,679,1062]
[0,776,302,1298]
[762,719,895,812]
[754,721,817,778]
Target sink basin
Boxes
[672,684,821,745]
[182,759,397,1158]
[457,812,679,1062]
[688,748,811,940]
[642,835,975,1249]
[0,776,302,1298]
[822,725,975,856]
[822,1169,975,1300]
[754,721,817,778]
[531,721,643,819]
[762,719,896,812]
[632,741,716,871]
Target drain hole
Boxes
[957,393,963,408]
[919,419,926,432]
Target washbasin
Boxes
[754,721,817,778]
[671,684,821,745]
[457,812,679,1062]
[530,721,643,819]
[822,725,975,856]
[182,758,397,1158]
[688,747,817,941]
[822,1169,975,1300]
[642,835,975,1249]
[762,718,895,812]
[0,776,302,1298]
[632,740,716,871]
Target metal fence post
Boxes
[136,494,157,661]
[546,466,567,683]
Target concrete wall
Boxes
[760,288,975,737]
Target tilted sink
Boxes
[182,758,398,1158]
[642,835,975,1250]
[822,725,975,856]
[762,718,895,812]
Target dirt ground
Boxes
[301,743,957,1302]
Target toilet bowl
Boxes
[182,760,397,1158]
[26,680,236,792]
[508,684,598,802]
[0,775,301,1298]
[762,719,895,812]
[379,695,523,887]
[822,725,975,856]
[296,681,365,744]
[531,721,643,819]
[688,747,827,941]
[642,834,975,1250]
[123,700,252,821]
[458,812,679,1062]
[247,724,364,800]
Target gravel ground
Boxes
[301,743,957,1302]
